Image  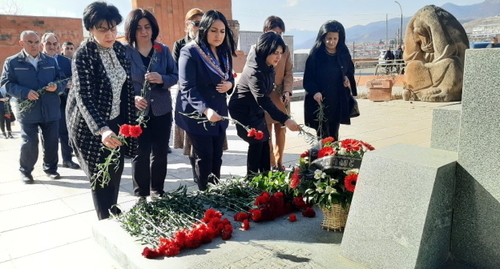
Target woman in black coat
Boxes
[66,2,137,220]
[303,20,357,140]
[174,10,236,191]
[228,32,299,176]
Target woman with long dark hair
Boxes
[174,10,236,191]
[124,9,178,201]
[229,31,299,176]
[66,1,137,219]
[303,20,357,140]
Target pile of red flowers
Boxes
[142,209,233,258]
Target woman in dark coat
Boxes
[66,2,137,220]
[303,20,357,140]
[174,10,236,191]
[228,32,299,176]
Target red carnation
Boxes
[119,124,131,137]
[141,247,162,259]
[233,212,250,222]
[153,43,163,53]
[204,208,223,220]
[317,146,335,158]
[247,128,257,137]
[341,139,362,152]
[300,150,309,158]
[322,137,335,145]
[344,174,358,192]
[249,209,262,222]
[254,130,264,140]
[293,196,308,209]
[288,214,297,222]
[241,219,250,231]
[362,141,375,151]
[290,168,301,189]
[221,224,233,240]
[129,125,143,138]
[302,207,316,218]
[233,72,238,78]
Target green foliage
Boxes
[247,171,294,198]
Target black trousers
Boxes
[316,120,340,141]
[132,112,172,197]
[187,132,225,191]
[19,120,59,175]
[89,117,124,220]
[247,140,271,176]
[0,110,12,134]
[59,106,73,162]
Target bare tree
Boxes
[0,0,23,15]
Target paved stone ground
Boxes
[0,86,453,269]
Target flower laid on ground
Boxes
[137,43,163,127]
[92,124,142,189]
[141,208,234,258]
[289,136,375,209]
[180,111,264,140]
[288,214,297,222]
[18,78,71,113]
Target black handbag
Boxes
[348,86,360,118]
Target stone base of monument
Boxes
[92,208,366,269]
[367,79,393,102]
[340,144,459,269]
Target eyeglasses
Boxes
[24,41,40,46]
[190,21,200,27]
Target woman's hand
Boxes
[145,72,163,84]
[282,92,291,104]
[284,119,300,131]
[101,130,122,149]
[343,76,350,88]
[216,81,232,93]
[135,96,148,110]
[204,108,222,122]
[313,92,323,104]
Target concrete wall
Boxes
[0,15,83,68]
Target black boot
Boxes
[7,132,13,139]
[2,132,6,139]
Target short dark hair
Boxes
[255,31,286,59]
[62,41,74,47]
[196,10,236,57]
[125,8,159,46]
[263,16,285,33]
[83,1,122,31]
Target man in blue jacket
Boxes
[41,33,80,170]
[0,30,66,184]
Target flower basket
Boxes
[310,155,362,171]
[320,203,350,231]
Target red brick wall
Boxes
[0,15,83,69]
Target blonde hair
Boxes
[185,8,204,21]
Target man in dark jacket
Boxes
[0,30,66,183]
[41,33,80,170]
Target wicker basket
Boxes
[320,204,350,231]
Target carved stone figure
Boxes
[403,5,469,102]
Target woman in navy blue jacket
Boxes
[229,32,299,176]
[125,9,178,200]
[175,10,236,191]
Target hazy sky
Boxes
[1,0,485,31]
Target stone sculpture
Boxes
[403,5,469,102]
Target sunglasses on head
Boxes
[190,21,200,27]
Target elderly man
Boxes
[61,41,75,59]
[0,31,66,183]
[41,33,80,170]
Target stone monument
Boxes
[403,5,469,102]
[341,48,500,268]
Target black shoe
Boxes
[2,133,6,139]
[7,133,13,139]
[62,161,80,169]
[45,172,61,179]
[21,174,34,184]
[167,146,172,154]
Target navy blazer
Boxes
[126,43,178,116]
[54,54,72,108]
[174,42,234,136]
